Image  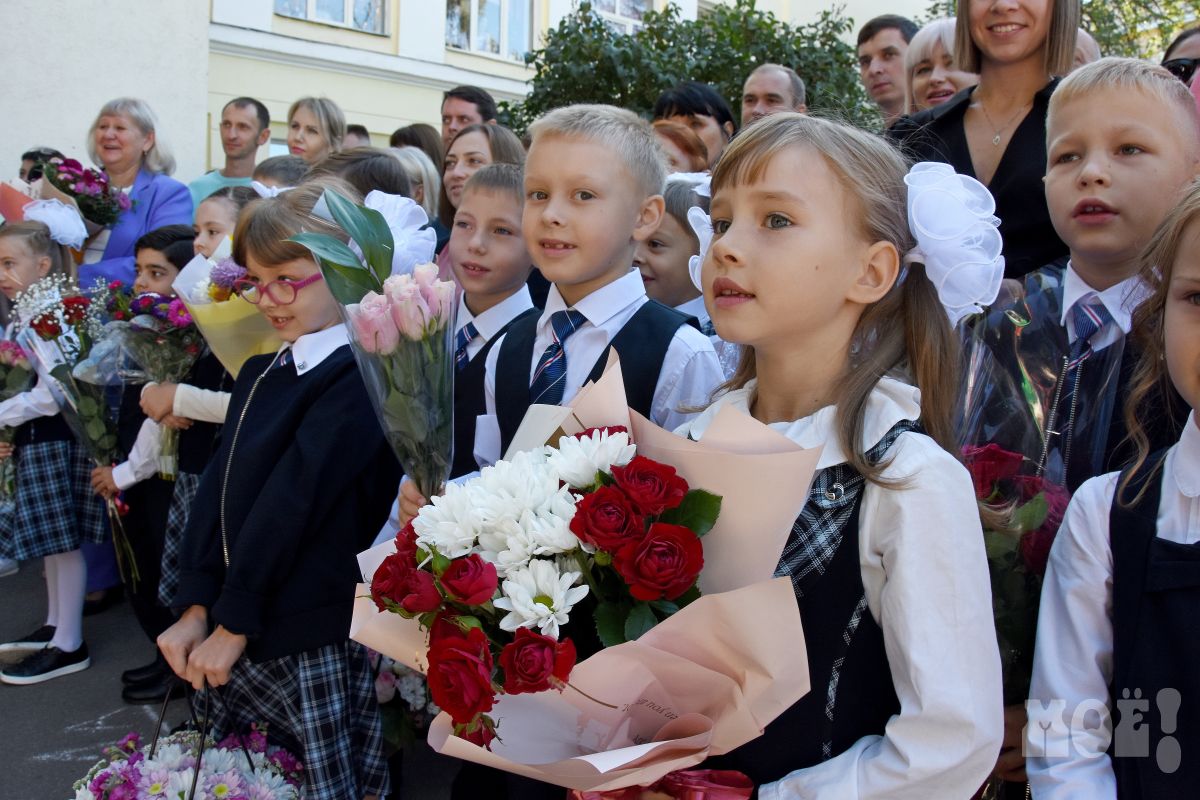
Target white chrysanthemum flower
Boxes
[413,479,484,558]
[166,769,198,797]
[73,789,96,800]
[524,500,581,555]
[547,430,636,488]
[247,770,297,798]
[143,742,188,772]
[477,519,536,577]
[200,747,239,774]
[494,558,589,638]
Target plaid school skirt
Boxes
[0,440,107,561]
[157,471,201,607]
[196,640,390,800]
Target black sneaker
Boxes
[0,624,55,654]
[0,642,90,684]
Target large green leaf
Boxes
[657,489,722,537]
[288,230,363,271]
[322,262,380,306]
[323,190,395,286]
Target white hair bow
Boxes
[904,162,1004,325]
[23,199,87,249]
[666,171,712,197]
[250,181,292,199]
[311,190,437,277]
[686,205,713,291]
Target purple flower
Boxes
[117,731,142,752]
[167,298,193,327]
[210,258,248,291]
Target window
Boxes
[275,0,386,35]
[594,0,650,35]
[446,0,532,61]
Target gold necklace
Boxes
[976,100,1030,146]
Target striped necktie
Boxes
[529,309,587,406]
[1067,298,1112,369]
[454,321,479,372]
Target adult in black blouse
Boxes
[889,0,1080,280]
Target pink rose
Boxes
[431,280,456,327]
[351,291,400,354]
[413,262,439,289]
[385,276,431,339]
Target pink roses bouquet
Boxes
[291,189,456,500]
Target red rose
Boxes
[458,716,496,749]
[30,314,61,339]
[962,444,1026,500]
[61,296,90,324]
[440,554,499,605]
[499,628,576,694]
[570,485,646,552]
[613,522,703,602]
[393,521,419,568]
[429,611,465,645]
[1014,476,1071,576]
[370,551,441,614]
[610,456,689,515]
[427,627,495,724]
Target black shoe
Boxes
[122,674,185,705]
[83,587,124,616]
[0,624,55,654]
[122,657,166,686]
[0,642,90,684]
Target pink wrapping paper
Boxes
[349,353,820,790]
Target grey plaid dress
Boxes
[0,439,107,560]
[196,640,390,800]
[157,470,201,607]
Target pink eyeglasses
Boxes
[233,273,324,305]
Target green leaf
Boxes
[324,261,383,306]
[288,230,363,270]
[658,489,722,537]
[624,602,657,641]
[323,189,394,286]
[1011,493,1050,534]
[649,599,678,616]
[595,600,629,647]
[984,530,1021,560]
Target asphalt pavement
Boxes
[0,559,459,799]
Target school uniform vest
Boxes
[177,352,231,476]
[14,413,72,446]
[452,308,538,479]
[494,300,697,455]
[706,421,916,785]
[1108,457,1200,797]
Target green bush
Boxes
[499,0,878,135]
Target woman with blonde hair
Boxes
[904,19,979,114]
[67,97,192,286]
[287,96,346,165]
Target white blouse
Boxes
[681,376,1003,799]
[1028,412,1200,797]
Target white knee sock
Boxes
[47,550,85,652]
[44,555,60,629]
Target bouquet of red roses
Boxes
[962,444,1070,704]
[108,292,206,479]
[369,426,720,747]
[39,157,132,226]
[15,276,136,582]
[0,340,34,499]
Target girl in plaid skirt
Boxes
[0,220,107,685]
[158,177,401,800]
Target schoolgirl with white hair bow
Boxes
[679,113,1005,799]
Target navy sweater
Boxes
[174,344,401,661]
